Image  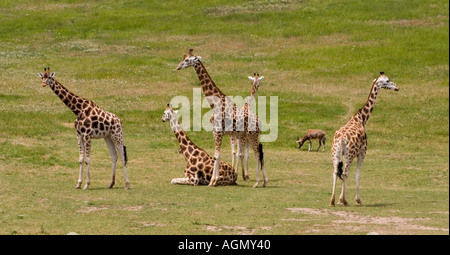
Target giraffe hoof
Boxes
[75,183,82,189]
[83,183,90,190]
[338,200,349,206]
[252,183,259,188]
[125,184,130,190]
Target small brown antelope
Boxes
[296,129,326,152]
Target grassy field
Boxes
[0,0,448,235]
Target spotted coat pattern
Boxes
[330,73,399,206]
[176,50,267,188]
[162,106,237,186]
[38,68,129,190]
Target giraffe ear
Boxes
[50,72,55,78]
[173,110,179,114]
[258,76,264,81]
[248,76,255,81]
[196,56,201,60]
[38,73,44,78]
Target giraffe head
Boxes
[248,72,264,90]
[176,49,202,70]
[248,73,264,83]
[161,104,178,122]
[38,67,55,87]
[374,72,399,91]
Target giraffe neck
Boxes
[170,117,198,161]
[193,60,226,108]
[246,80,260,109]
[355,81,380,127]
[49,79,87,116]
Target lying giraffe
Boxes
[162,104,237,186]
[176,49,267,188]
[38,68,130,189]
[330,72,399,206]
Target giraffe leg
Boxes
[82,137,92,190]
[76,134,85,189]
[317,139,322,152]
[338,157,352,206]
[235,143,243,180]
[115,143,130,189]
[229,135,236,173]
[330,139,344,206]
[250,139,264,188]
[104,136,118,189]
[235,137,241,177]
[237,136,249,181]
[171,177,196,185]
[209,132,223,187]
[355,151,365,205]
[322,137,326,152]
[260,154,268,187]
[244,141,250,181]
[308,140,312,152]
[111,128,130,189]
[330,161,339,206]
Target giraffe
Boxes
[176,49,267,187]
[38,68,130,190]
[330,72,399,206]
[235,73,264,181]
[161,104,237,186]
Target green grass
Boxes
[0,0,448,235]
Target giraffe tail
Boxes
[336,140,346,180]
[123,145,128,166]
[258,143,264,168]
[337,162,344,180]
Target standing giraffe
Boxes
[176,49,267,187]
[162,104,237,186]
[330,72,399,206]
[235,73,264,181]
[38,68,130,189]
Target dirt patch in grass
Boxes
[366,16,448,28]
[205,225,273,235]
[287,208,449,234]
[77,204,144,213]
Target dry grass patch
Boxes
[287,208,449,234]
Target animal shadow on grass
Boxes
[363,203,397,208]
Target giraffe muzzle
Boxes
[41,83,47,87]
